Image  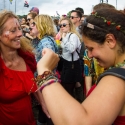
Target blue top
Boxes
[34,36,58,62]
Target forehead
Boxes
[71,12,77,16]
[4,18,20,29]
[22,18,25,21]
[27,15,32,19]
[82,35,98,47]
[60,20,68,24]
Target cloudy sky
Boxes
[0,0,125,16]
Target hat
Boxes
[29,7,39,14]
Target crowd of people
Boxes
[0,2,125,125]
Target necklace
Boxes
[109,60,125,69]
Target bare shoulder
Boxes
[81,75,125,125]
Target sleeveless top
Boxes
[87,68,125,125]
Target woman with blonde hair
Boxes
[30,14,58,125]
[58,17,82,98]
[31,14,58,62]
[0,10,37,125]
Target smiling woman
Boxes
[35,8,125,125]
[0,10,38,125]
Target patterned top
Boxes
[33,36,58,63]
[84,49,104,84]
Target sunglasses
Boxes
[29,27,32,31]
[30,22,35,27]
[59,23,69,28]
[27,18,32,22]
[70,16,78,19]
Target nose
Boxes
[17,29,22,37]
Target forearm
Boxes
[85,76,92,95]
[40,82,86,125]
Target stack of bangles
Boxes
[32,71,60,92]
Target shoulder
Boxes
[67,33,79,39]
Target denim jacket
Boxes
[35,36,58,62]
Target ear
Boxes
[105,34,116,49]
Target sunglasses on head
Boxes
[59,23,69,28]
[70,16,78,19]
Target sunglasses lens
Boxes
[27,18,31,21]
[63,24,66,27]
[29,28,32,31]
[59,24,67,28]
[70,16,74,19]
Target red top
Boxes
[87,85,125,125]
[0,50,37,125]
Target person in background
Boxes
[20,16,27,25]
[37,8,125,125]
[29,7,39,15]
[53,18,60,33]
[0,10,38,125]
[70,9,85,102]
[80,14,88,23]
[75,7,84,15]
[58,17,82,100]
[70,10,82,32]
[93,3,115,12]
[31,14,58,125]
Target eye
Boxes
[86,47,93,52]
[10,29,16,33]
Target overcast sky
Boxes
[0,0,125,16]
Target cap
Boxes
[29,7,39,14]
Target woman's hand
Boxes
[37,48,59,75]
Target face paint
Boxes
[4,31,10,37]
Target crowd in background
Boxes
[0,2,125,125]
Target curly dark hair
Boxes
[80,8,125,53]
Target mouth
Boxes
[14,39,20,42]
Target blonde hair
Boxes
[20,36,34,53]
[0,10,34,54]
[34,14,55,39]
[60,17,82,41]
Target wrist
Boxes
[37,68,50,75]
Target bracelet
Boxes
[35,79,60,92]
[32,71,58,87]
[37,75,58,86]
[32,71,52,83]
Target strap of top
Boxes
[96,67,125,84]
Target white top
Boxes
[61,33,81,61]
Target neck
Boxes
[1,49,19,63]
[74,22,81,27]
[109,55,125,69]
[114,54,125,66]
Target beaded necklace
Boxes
[109,60,125,69]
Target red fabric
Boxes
[0,53,37,125]
[113,116,125,125]
[18,49,37,73]
[86,85,125,125]
[86,84,96,97]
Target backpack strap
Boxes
[96,67,125,84]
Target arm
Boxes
[85,76,92,95]
[37,48,125,125]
